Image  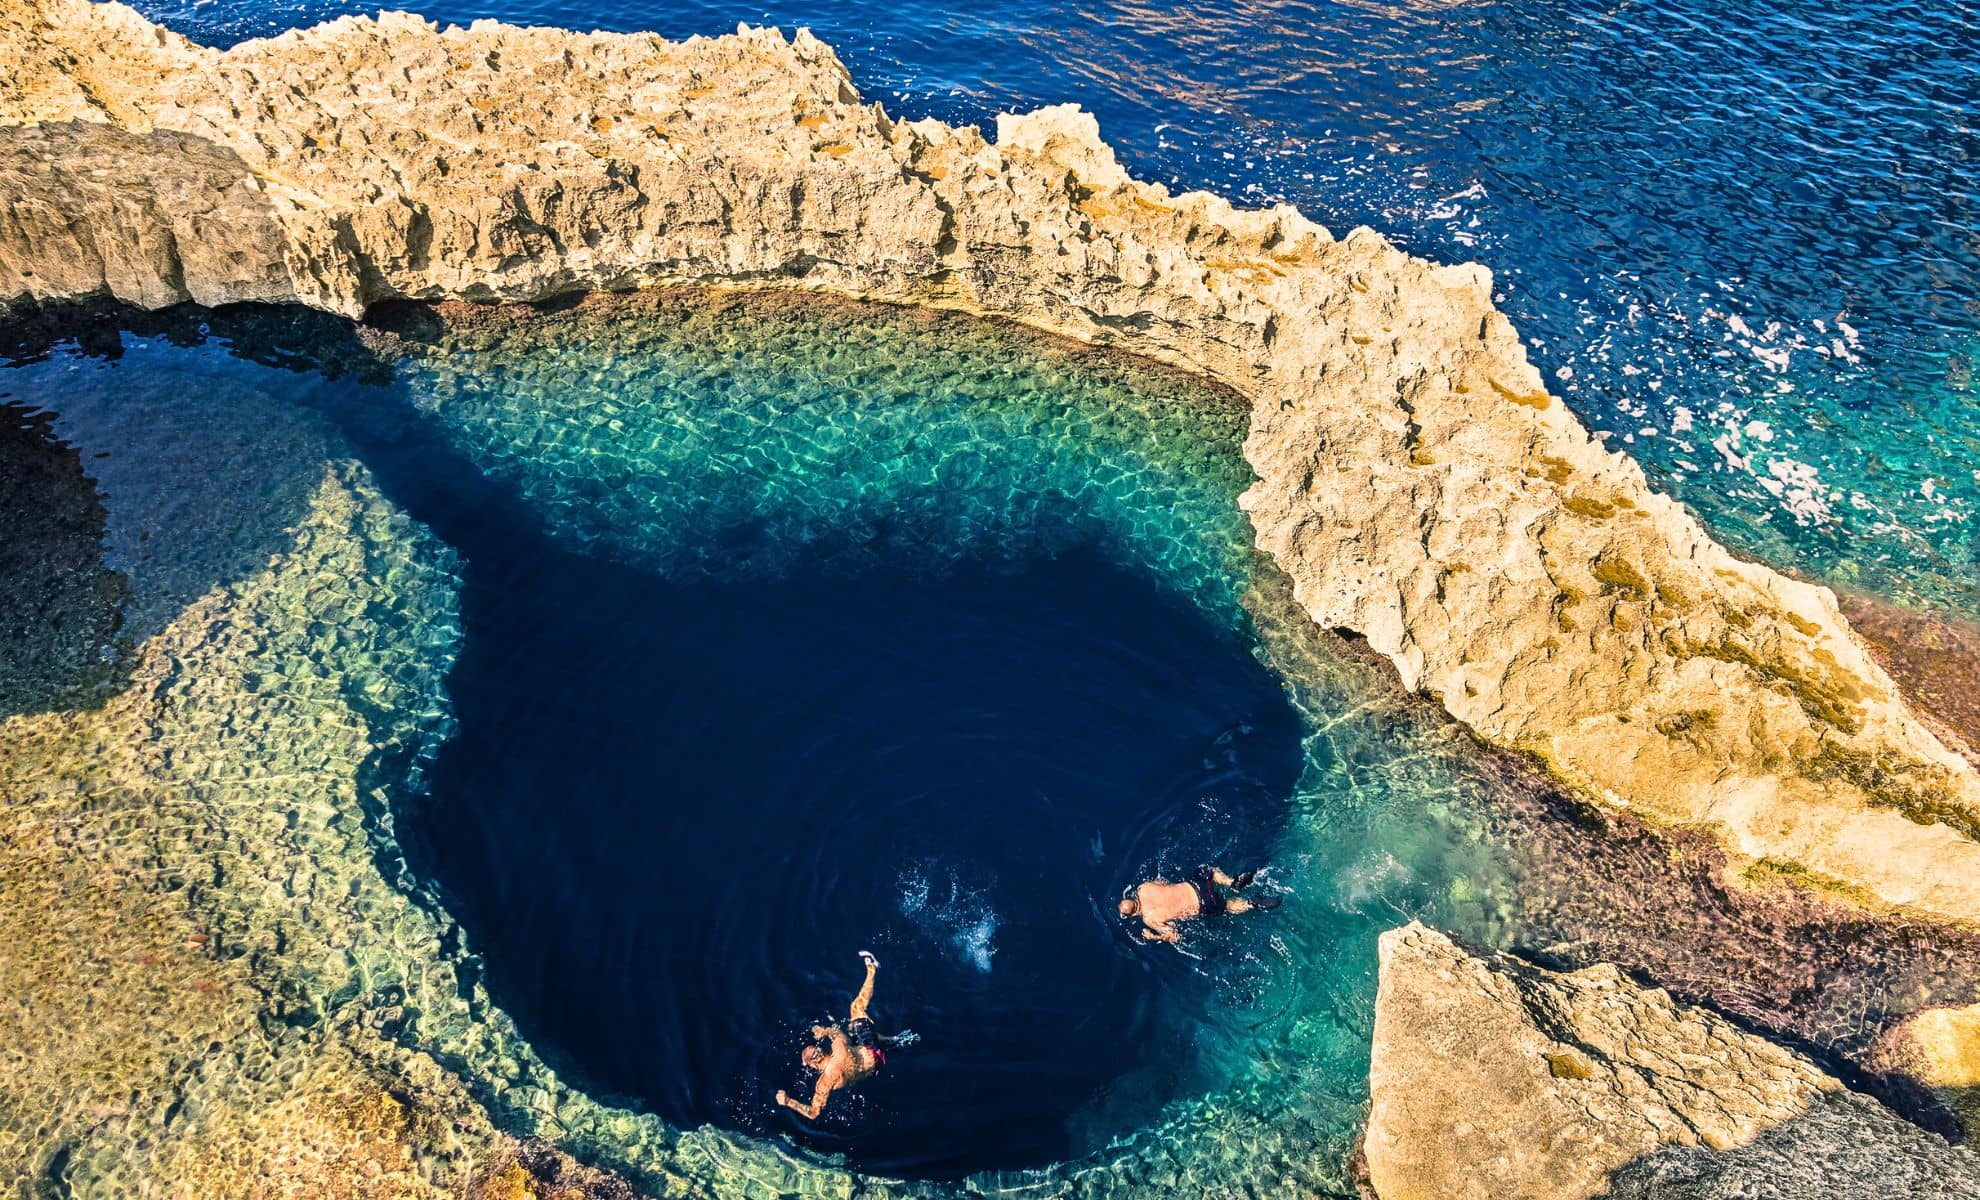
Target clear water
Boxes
[361,322,1306,1174]
[8,296,1977,1194]
[368,296,1314,1178]
[130,0,1980,617]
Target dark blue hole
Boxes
[279,336,1307,1179]
[408,528,1302,1178]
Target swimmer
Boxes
[775,951,895,1120]
[1119,866,1279,943]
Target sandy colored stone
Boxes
[1365,923,1980,1200]
[1872,1002,1980,1142]
[2,0,1978,926]
[1903,1005,1980,1090]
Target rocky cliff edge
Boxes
[4,0,1980,922]
[1367,923,1980,1200]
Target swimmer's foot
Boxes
[1232,869,1257,890]
[859,950,880,969]
[1252,893,1282,911]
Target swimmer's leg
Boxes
[1226,896,1253,914]
[850,950,879,1020]
[1206,866,1237,887]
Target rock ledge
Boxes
[1366,923,1980,1200]
[4,0,1979,920]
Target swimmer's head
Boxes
[1118,896,1139,918]
[801,1043,827,1069]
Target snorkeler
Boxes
[1119,866,1279,943]
[775,950,897,1120]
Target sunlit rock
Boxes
[1365,923,1980,1200]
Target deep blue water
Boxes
[405,493,1301,1177]
[134,0,1980,613]
[312,384,1298,1188]
[0,301,1308,1179]
[165,310,1299,1177]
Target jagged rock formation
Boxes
[1365,923,1980,1200]
[3,2,1979,925]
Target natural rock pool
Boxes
[4,292,1977,1194]
[366,303,1306,1175]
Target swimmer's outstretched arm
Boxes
[775,1078,834,1120]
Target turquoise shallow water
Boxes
[7,294,1978,1193]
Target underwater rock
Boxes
[3,0,1977,923]
[1364,923,1980,1200]
[1840,592,1980,767]
[0,401,124,717]
[1871,1002,1980,1143]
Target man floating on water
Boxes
[1119,865,1280,943]
[776,951,904,1119]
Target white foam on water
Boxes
[897,862,1000,974]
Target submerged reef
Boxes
[3,2,1980,1197]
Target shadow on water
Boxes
[0,400,126,718]
[0,301,395,719]
[0,302,391,664]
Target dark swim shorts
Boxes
[846,1017,887,1066]
[1188,867,1226,916]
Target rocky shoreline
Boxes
[7,0,1978,922]
[1366,924,1980,1200]
[4,3,1980,1197]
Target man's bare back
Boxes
[1119,866,1275,942]
[775,951,889,1120]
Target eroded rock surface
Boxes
[1365,923,1980,1200]
[3,2,1978,923]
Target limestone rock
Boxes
[1365,923,1980,1200]
[4,0,1980,920]
[1873,1002,1980,1142]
